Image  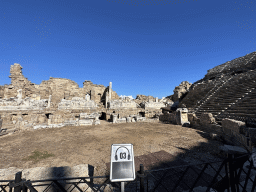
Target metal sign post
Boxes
[110,144,136,191]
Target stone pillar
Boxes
[17,89,22,100]
[176,108,190,126]
[109,82,112,101]
[112,114,117,123]
[105,92,109,108]
[47,95,52,108]
[126,117,132,123]
[85,94,90,101]
[156,97,158,102]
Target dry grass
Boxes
[0,121,225,176]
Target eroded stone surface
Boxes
[222,118,246,134]
[173,81,192,102]
[0,64,168,132]
[200,113,216,126]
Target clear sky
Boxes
[0,0,255,99]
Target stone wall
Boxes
[58,97,97,110]
[9,64,35,90]
[159,112,177,124]
[108,99,137,109]
[0,63,167,133]
[135,95,156,104]
[221,118,254,151]
[0,97,48,111]
[2,64,120,108]
[144,101,165,109]
[0,86,4,99]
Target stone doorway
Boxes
[139,112,145,117]
[99,112,106,120]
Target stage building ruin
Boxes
[1,51,256,154]
[0,63,167,131]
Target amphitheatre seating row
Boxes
[206,52,256,78]
[217,87,256,121]
[195,70,256,120]
[179,75,231,109]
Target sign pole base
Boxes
[121,182,125,192]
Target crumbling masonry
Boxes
[0,63,169,131]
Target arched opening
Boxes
[98,93,102,102]
[139,112,145,117]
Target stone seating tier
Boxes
[179,77,227,108]
[205,51,256,78]
[194,71,256,119]
[223,113,256,117]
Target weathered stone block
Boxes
[200,113,215,125]
[0,119,2,128]
[222,118,246,134]
[126,117,132,123]
[79,119,93,126]
[207,124,223,134]
[80,113,87,119]
[136,116,143,122]
[94,120,100,125]
[176,108,189,125]
[64,120,77,126]
[108,100,137,109]
[141,117,146,121]
[21,123,33,130]
[222,126,232,135]
[112,114,117,123]
[116,118,126,123]
[37,115,45,123]
[144,102,165,109]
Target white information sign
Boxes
[110,144,136,182]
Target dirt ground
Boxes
[0,121,226,177]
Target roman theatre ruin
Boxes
[1,51,256,153]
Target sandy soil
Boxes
[0,121,226,177]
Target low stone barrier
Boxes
[159,112,176,124]
[0,164,92,192]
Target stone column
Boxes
[126,116,131,123]
[85,94,90,101]
[17,89,22,100]
[176,108,189,126]
[156,97,158,102]
[105,92,109,108]
[112,114,117,123]
[109,82,112,101]
[47,95,52,108]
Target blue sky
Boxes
[0,0,255,99]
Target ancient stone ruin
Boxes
[1,51,256,154]
[160,51,256,151]
[0,63,168,133]
[1,52,256,191]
